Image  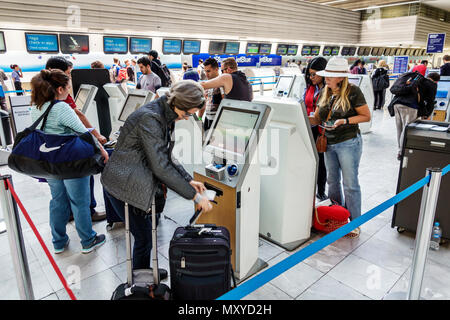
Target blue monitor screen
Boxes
[104,37,128,54]
[183,40,201,54]
[288,45,298,55]
[332,47,340,55]
[26,33,59,52]
[225,42,240,54]
[130,38,151,54]
[260,44,272,55]
[163,39,182,54]
[436,81,450,99]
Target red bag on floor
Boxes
[313,204,350,233]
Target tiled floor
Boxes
[0,107,449,300]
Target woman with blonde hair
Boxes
[309,57,371,236]
[371,60,390,110]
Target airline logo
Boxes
[39,143,65,153]
[236,56,252,63]
[260,56,273,63]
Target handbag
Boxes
[315,96,336,153]
[313,203,350,233]
[8,100,104,180]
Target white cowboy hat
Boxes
[316,57,350,78]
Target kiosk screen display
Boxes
[276,76,294,94]
[436,81,450,99]
[301,46,311,55]
[208,108,260,155]
[331,47,340,55]
[0,32,5,52]
[26,33,59,52]
[348,77,361,87]
[60,34,89,54]
[311,46,320,55]
[225,42,240,54]
[130,38,152,54]
[104,37,128,54]
[75,88,90,111]
[163,39,182,54]
[323,46,332,56]
[288,45,298,55]
[246,43,260,54]
[276,44,288,55]
[209,41,226,55]
[259,43,271,55]
[183,40,201,54]
[119,95,147,122]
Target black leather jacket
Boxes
[101,96,196,212]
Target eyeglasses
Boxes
[184,110,195,117]
[221,67,228,73]
[309,73,317,78]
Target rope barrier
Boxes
[5,178,77,301]
[218,164,450,300]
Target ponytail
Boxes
[31,69,69,109]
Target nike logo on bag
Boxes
[39,143,64,153]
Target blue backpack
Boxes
[8,101,104,180]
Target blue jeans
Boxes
[47,177,97,249]
[324,135,363,221]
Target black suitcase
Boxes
[111,197,171,300]
[169,210,236,300]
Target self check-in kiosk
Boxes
[193,99,272,281]
[347,75,374,134]
[75,84,98,128]
[252,95,318,250]
[103,83,127,129]
[272,74,306,101]
[432,76,450,122]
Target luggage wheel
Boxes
[397,227,406,233]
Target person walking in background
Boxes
[11,64,23,96]
[303,57,328,201]
[0,68,9,111]
[371,60,390,110]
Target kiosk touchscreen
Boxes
[104,83,127,125]
[347,75,374,134]
[252,96,318,250]
[432,77,450,122]
[75,85,99,130]
[273,75,295,97]
[193,99,272,281]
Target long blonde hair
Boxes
[318,78,351,112]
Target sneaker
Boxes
[91,211,107,222]
[81,234,106,254]
[316,193,328,202]
[54,239,70,254]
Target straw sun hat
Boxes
[316,57,350,78]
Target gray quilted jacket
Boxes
[101,96,196,212]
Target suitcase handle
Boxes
[189,209,202,226]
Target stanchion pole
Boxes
[407,167,442,300]
[0,175,34,300]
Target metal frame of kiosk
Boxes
[110,91,154,140]
[272,74,306,101]
[103,83,127,129]
[75,84,99,129]
[432,76,450,122]
[9,95,32,137]
[347,75,374,134]
[252,96,318,250]
[193,99,272,281]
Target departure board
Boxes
[225,42,240,54]
[341,47,350,56]
[60,34,89,54]
[348,47,357,56]
[163,39,182,54]
[130,37,152,54]
[287,45,298,55]
[0,32,5,52]
[246,43,260,55]
[323,46,332,56]
[183,40,201,54]
[26,33,59,53]
[276,44,288,55]
[301,46,311,55]
[259,43,272,55]
[311,46,320,56]
[209,41,226,55]
[103,36,128,54]
[331,47,340,55]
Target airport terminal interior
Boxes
[0,0,449,301]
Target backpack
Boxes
[390,71,423,97]
[372,68,390,91]
[116,68,128,83]
[152,61,172,87]
[109,65,120,83]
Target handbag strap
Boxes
[315,208,327,226]
[319,96,336,137]
[29,100,59,131]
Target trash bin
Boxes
[0,109,12,146]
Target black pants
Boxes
[14,81,23,96]
[312,126,327,196]
[373,89,386,109]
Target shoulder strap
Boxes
[29,100,58,131]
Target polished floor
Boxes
[0,106,449,300]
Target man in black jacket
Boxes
[440,55,450,76]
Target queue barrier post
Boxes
[0,175,34,300]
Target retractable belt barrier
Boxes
[218,164,450,300]
[3,177,77,300]
[4,90,31,94]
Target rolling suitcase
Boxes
[169,209,236,300]
[111,197,171,300]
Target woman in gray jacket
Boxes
[101,80,212,277]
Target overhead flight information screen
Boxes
[288,45,298,55]
[130,37,152,54]
[119,94,146,122]
[163,39,182,54]
[25,33,59,53]
[0,32,5,52]
[209,41,226,55]
[183,40,201,54]
[323,46,332,56]
[259,43,272,55]
[246,43,260,55]
[331,47,340,55]
[276,44,288,55]
[60,34,89,54]
[104,36,128,54]
[301,46,311,56]
[348,47,357,55]
[311,46,320,56]
[208,108,260,155]
[225,42,240,54]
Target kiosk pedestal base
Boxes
[260,234,309,252]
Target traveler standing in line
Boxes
[349,59,362,75]
[197,59,207,80]
[137,56,162,93]
[199,58,224,133]
[309,57,371,236]
[359,61,367,75]
[30,69,107,254]
[101,80,212,273]
[412,60,428,76]
[183,65,200,82]
[11,64,23,96]
[371,60,390,110]
[0,68,8,111]
[200,57,253,101]
[125,59,135,82]
[110,58,121,83]
[91,61,105,69]
[440,55,450,76]
[304,57,328,201]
